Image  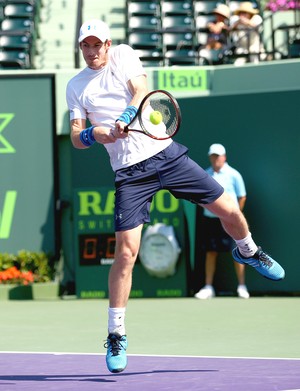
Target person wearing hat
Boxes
[199,4,231,64]
[194,144,250,300]
[66,19,285,374]
[229,1,264,65]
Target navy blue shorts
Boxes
[114,141,224,231]
[201,216,235,252]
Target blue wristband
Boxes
[116,105,138,125]
[79,126,96,147]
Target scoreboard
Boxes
[73,187,191,298]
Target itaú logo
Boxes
[0,113,16,154]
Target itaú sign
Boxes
[156,69,208,92]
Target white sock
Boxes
[108,307,126,336]
[235,233,258,258]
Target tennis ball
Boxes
[150,111,163,125]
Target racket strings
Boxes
[149,94,179,136]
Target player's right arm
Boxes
[70,118,117,148]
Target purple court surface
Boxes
[1,352,300,391]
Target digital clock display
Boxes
[78,233,116,266]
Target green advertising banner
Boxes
[73,187,191,299]
[0,75,57,255]
[154,68,208,92]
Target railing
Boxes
[74,0,83,69]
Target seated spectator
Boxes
[199,4,230,65]
[230,2,263,65]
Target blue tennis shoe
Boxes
[232,246,285,281]
[105,333,128,373]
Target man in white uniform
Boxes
[66,19,285,374]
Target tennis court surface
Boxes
[1,297,299,390]
[1,352,300,391]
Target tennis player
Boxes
[66,19,285,374]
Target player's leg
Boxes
[204,192,285,281]
[104,159,161,374]
[162,146,284,282]
[109,225,143,309]
[105,224,143,374]
[204,192,250,241]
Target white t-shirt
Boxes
[66,44,172,171]
[230,14,263,53]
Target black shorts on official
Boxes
[114,141,224,231]
[202,216,235,252]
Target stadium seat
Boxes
[0,48,30,68]
[289,39,300,58]
[195,15,215,31]
[164,49,198,66]
[0,32,31,50]
[198,47,224,65]
[194,1,219,15]
[161,15,194,32]
[128,31,162,49]
[163,31,194,50]
[127,1,160,17]
[134,48,164,66]
[1,17,34,34]
[128,15,161,31]
[228,0,259,13]
[3,3,35,18]
[197,31,209,47]
[161,1,193,16]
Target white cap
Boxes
[78,19,111,43]
[208,143,226,156]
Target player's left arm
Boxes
[128,74,149,108]
[114,75,148,135]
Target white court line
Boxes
[0,351,300,360]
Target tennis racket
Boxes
[124,90,181,140]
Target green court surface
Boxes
[1,297,299,358]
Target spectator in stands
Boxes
[199,4,231,65]
[230,1,263,65]
[194,144,250,300]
